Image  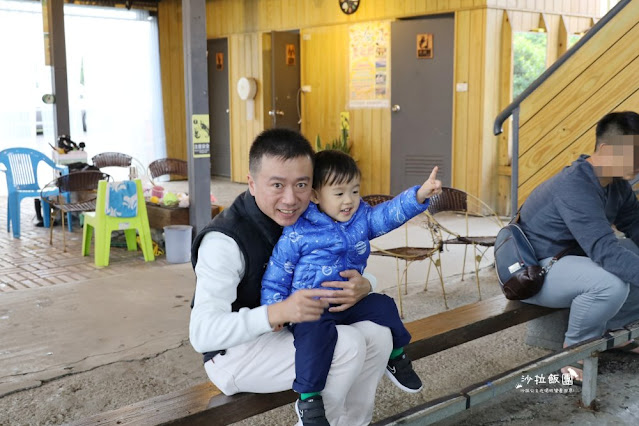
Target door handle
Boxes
[268,110,285,116]
[391,105,401,113]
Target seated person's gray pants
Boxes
[524,238,639,346]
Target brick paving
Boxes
[0,196,176,292]
[0,178,248,293]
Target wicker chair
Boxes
[147,158,188,185]
[40,171,111,252]
[92,152,145,181]
[426,187,504,301]
[362,194,444,314]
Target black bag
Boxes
[494,213,570,300]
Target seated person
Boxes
[518,111,639,383]
[190,129,394,426]
[261,150,442,424]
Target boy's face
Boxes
[312,176,361,222]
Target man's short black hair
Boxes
[595,111,639,150]
[249,128,314,174]
[313,150,361,190]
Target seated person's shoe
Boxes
[560,362,583,387]
[385,353,423,393]
[295,396,329,426]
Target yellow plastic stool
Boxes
[82,179,155,266]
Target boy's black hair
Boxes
[249,128,314,174]
[595,111,639,150]
[313,150,361,190]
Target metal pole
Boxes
[43,0,71,140]
[510,107,519,218]
[182,0,211,234]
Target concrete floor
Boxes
[1,179,639,425]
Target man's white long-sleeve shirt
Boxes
[190,232,272,353]
[189,231,377,354]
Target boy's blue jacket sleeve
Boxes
[261,226,303,305]
[366,185,430,239]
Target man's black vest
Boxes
[191,190,283,362]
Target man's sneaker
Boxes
[385,353,423,393]
[295,396,330,426]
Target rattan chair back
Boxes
[91,152,132,169]
[148,158,188,181]
[427,187,467,215]
[40,171,112,252]
[361,193,445,313]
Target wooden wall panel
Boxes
[228,33,265,182]
[497,10,513,214]
[519,20,639,158]
[515,1,639,205]
[542,13,561,65]
[158,0,186,160]
[466,9,487,197]
[480,8,502,207]
[452,9,489,200]
[300,24,389,195]
[205,0,484,37]
[452,11,471,193]
[518,85,639,202]
[158,0,603,209]
[487,0,603,16]
[300,26,349,158]
[520,1,639,127]
[519,54,639,191]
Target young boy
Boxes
[261,150,441,425]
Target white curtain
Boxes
[0,1,44,147]
[64,4,166,175]
[0,0,166,190]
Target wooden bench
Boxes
[375,323,639,425]
[71,295,557,426]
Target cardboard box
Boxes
[146,203,222,229]
[52,150,88,165]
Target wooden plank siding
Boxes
[158,0,186,160]
[496,10,513,214]
[228,33,266,182]
[515,0,639,205]
[156,0,604,209]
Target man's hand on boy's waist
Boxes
[322,269,371,312]
[267,288,332,328]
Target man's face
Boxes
[596,135,639,180]
[247,155,313,227]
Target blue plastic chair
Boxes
[0,148,68,238]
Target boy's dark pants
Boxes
[290,293,410,394]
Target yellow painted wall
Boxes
[158,0,186,160]
[158,0,604,208]
[515,0,639,206]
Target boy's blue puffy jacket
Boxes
[261,186,429,305]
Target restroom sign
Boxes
[286,44,296,66]
[216,52,224,70]
[416,34,433,59]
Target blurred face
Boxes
[312,176,361,222]
[595,136,639,180]
[247,155,313,227]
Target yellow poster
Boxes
[349,21,390,109]
[192,114,210,158]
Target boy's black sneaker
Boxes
[385,353,423,393]
[295,396,329,426]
